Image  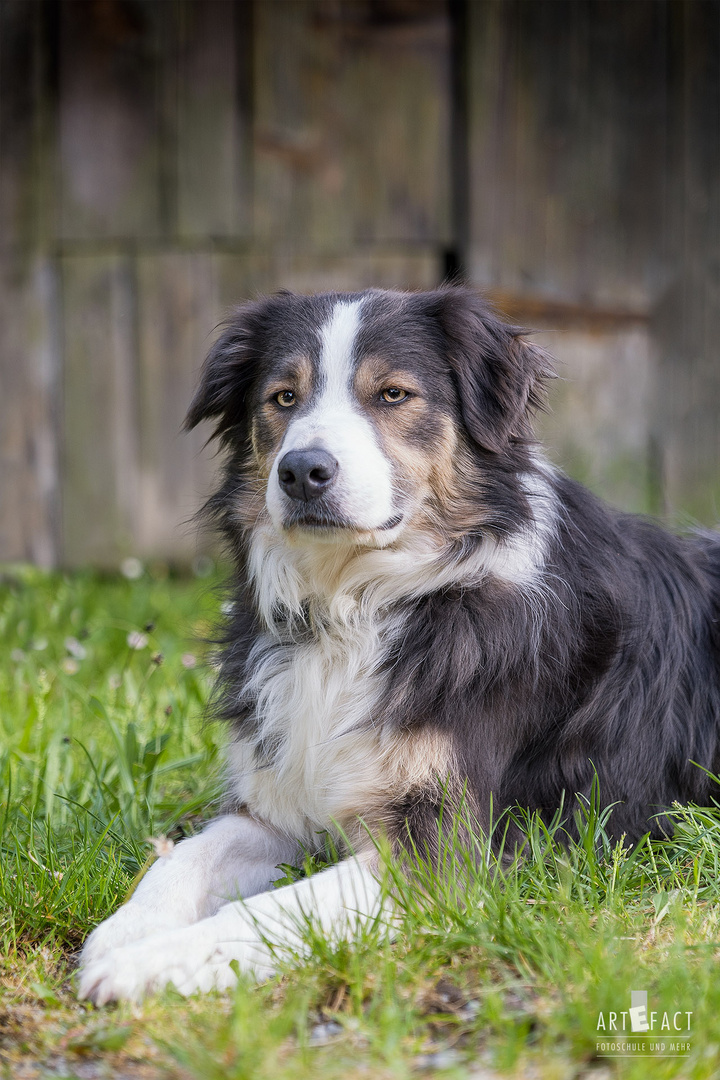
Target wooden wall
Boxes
[1,0,719,567]
[466,0,720,522]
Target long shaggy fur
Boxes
[187,285,720,852]
[76,284,720,1006]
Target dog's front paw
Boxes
[78,925,215,1005]
[77,917,276,1005]
[79,903,186,969]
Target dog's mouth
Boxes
[283,508,404,534]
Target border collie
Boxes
[79,286,720,1004]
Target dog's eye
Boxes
[380,387,409,404]
[275,390,296,408]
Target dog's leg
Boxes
[78,856,387,1004]
[79,814,300,968]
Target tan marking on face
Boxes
[355,349,496,541]
[353,352,486,542]
[353,356,425,405]
[253,354,314,474]
[351,355,459,526]
[379,410,463,529]
[382,402,493,541]
[263,353,314,403]
[423,428,481,525]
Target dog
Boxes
[78,285,720,1004]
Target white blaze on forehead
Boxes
[265,299,397,535]
[318,299,364,398]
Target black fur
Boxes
[187,286,720,850]
[380,475,720,841]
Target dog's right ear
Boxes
[419,286,554,454]
[184,300,269,442]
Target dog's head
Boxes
[186,287,552,548]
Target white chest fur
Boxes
[230,479,555,843]
[226,614,399,841]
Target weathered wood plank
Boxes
[490,288,655,512]
[253,0,451,251]
[532,323,654,514]
[0,255,61,565]
[466,0,668,307]
[3,0,719,571]
[58,0,167,240]
[215,248,442,304]
[0,0,42,254]
[650,0,720,525]
[175,0,251,240]
[134,253,220,562]
[61,255,139,566]
[0,1,60,564]
[464,0,720,518]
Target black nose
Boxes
[277,449,339,502]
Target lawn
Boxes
[2,564,720,1079]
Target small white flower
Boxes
[11,648,25,663]
[64,636,87,660]
[181,653,197,669]
[109,673,122,690]
[32,638,48,651]
[61,658,79,675]
[120,557,144,580]
[126,631,149,650]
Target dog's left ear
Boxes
[427,288,554,454]
[184,297,272,443]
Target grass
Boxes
[2,566,720,1078]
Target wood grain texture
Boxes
[0,0,44,254]
[176,0,252,240]
[650,0,720,525]
[2,0,720,566]
[0,2,60,564]
[58,0,167,240]
[466,0,720,523]
[0,256,61,565]
[466,0,669,308]
[61,255,139,566]
[534,324,654,514]
[135,253,220,562]
[216,249,441,303]
[253,0,451,250]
